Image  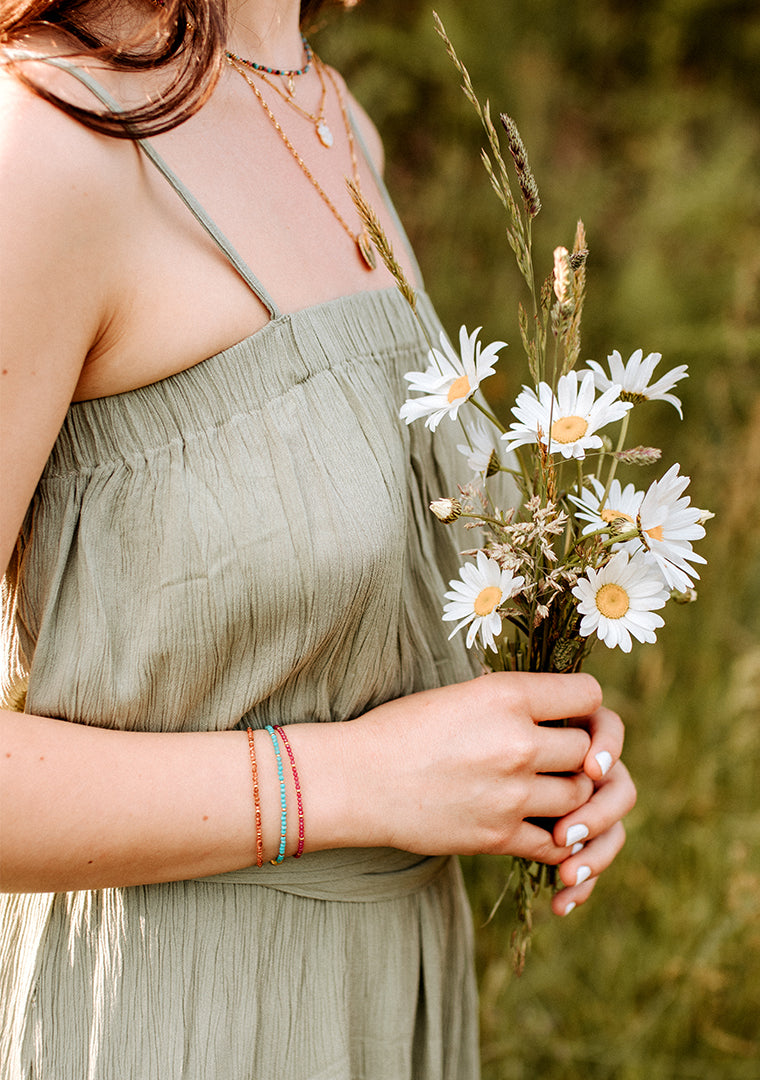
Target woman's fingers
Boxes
[551,820,628,914]
[511,671,603,723]
[531,723,591,774]
[501,820,583,864]
[554,759,636,848]
[565,704,625,782]
[521,771,595,821]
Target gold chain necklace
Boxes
[227,55,377,270]
[253,57,333,148]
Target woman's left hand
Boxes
[551,705,637,915]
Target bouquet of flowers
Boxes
[351,13,710,973]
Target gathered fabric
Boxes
[1,289,483,1080]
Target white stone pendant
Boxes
[316,121,334,148]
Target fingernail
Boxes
[563,901,576,916]
[575,865,592,886]
[571,842,585,855]
[595,750,613,776]
[565,823,589,846]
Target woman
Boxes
[0,2,636,1076]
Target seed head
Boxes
[500,114,542,218]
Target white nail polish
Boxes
[575,865,592,886]
[571,842,585,855]
[563,901,576,916]
[566,823,589,846]
[595,750,613,776]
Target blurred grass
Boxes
[316,0,760,1074]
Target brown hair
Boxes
[0,0,351,137]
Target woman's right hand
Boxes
[293,670,608,865]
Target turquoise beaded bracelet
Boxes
[265,725,288,864]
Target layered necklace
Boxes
[148,3,378,270]
[226,49,378,270]
[239,52,335,149]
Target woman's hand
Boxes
[294,670,626,868]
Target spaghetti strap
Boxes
[348,107,425,290]
[4,50,281,319]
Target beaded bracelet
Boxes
[274,725,305,858]
[265,725,288,864]
[245,728,264,868]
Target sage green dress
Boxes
[0,57,481,1080]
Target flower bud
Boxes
[429,498,463,524]
[670,587,698,604]
[486,449,501,478]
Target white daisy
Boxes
[572,550,669,652]
[568,476,644,537]
[457,418,500,476]
[636,464,707,591]
[502,370,632,460]
[442,551,525,651]
[399,325,506,431]
[586,349,688,418]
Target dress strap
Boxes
[5,51,281,319]
[348,106,425,291]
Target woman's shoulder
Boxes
[0,53,137,213]
[0,55,138,417]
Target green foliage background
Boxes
[316,2,760,1076]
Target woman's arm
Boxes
[0,71,129,575]
[1,671,632,894]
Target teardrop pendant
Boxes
[316,120,334,147]
[357,232,377,270]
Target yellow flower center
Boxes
[646,525,664,542]
[595,583,630,620]
[550,415,588,443]
[473,585,502,617]
[601,508,635,525]
[447,375,471,403]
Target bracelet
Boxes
[245,728,264,868]
[274,725,305,858]
[265,725,288,864]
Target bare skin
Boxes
[0,0,636,914]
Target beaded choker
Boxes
[226,36,313,96]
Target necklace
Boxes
[226,36,313,96]
[227,54,377,270]
[254,58,333,148]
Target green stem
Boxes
[512,447,533,496]
[470,397,507,434]
[496,464,524,479]
[460,512,512,529]
[600,412,631,509]
[524,219,543,384]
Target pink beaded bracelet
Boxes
[274,725,305,858]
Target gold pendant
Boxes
[316,120,334,148]
[357,232,377,270]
